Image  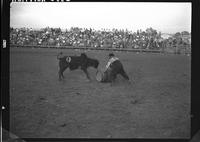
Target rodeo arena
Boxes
[9,26,191,139]
[7,2,192,140]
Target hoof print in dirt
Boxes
[76,92,81,95]
[182,73,187,77]
[130,100,138,104]
[38,119,46,125]
[39,97,46,100]
[160,92,170,96]
[60,123,67,127]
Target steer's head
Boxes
[89,58,99,70]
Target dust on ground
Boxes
[10,47,191,138]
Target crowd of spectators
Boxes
[10,27,191,50]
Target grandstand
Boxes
[10,27,191,54]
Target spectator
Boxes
[10,27,190,50]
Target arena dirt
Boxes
[9,47,191,138]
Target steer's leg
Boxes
[82,69,91,81]
[58,61,62,81]
[58,62,68,81]
[60,66,68,79]
[59,68,64,81]
[58,70,62,81]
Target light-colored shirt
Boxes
[106,57,119,69]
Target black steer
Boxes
[57,52,99,81]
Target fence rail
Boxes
[10,44,191,54]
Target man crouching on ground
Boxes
[100,53,130,84]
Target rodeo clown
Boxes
[96,53,130,83]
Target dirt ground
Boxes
[9,47,191,138]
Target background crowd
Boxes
[10,27,191,50]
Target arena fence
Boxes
[10,44,191,55]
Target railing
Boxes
[10,44,191,54]
[10,44,164,53]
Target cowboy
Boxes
[99,53,130,83]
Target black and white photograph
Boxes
[9,1,191,139]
